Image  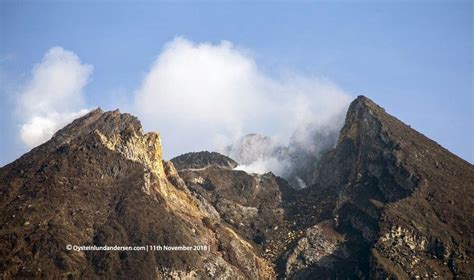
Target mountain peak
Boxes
[171,151,238,170]
[337,95,384,143]
[1,107,276,279]
[1,97,472,279]
[351,95,381,108]
[51,108,140,142]
[89,106,104,115]
[37,109,166,179]
[300,95,474,278]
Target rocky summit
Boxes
[1,96,473,279]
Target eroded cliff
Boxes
[0,109,273,279]
[1,96,472,279]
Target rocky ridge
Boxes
[278,96,474,279]
[0,109,273,279]
[1,96,473,279]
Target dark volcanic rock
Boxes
[1,96,473,279]
[0,109,273,279]
[171,152,298,262]
[171,151,238,170]
[282,96,474,279]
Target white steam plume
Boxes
[17,47,92,147]
[134,37,352,167]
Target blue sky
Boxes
[0,0,472,165]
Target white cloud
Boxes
[135,38,263,143]
[134,37,352,160]
[17,47,93,147]
[20,110,90,147]
[11,38,350,181]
